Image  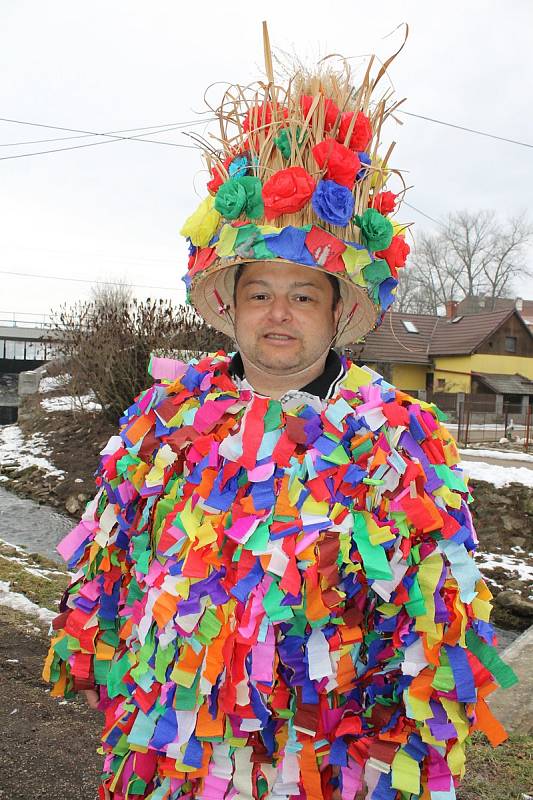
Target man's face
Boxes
[233,261,343,374]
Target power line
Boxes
[1,107,531,164]
[398,110,533,149]
[0,119,213,161]
[0,118,215,148]
[0,269,180,292]
[403,201,445,227]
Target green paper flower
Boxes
[274,127,306,159]
[214,176,264,220]
[355,208,394,251]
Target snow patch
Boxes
[0,425,64,477]
[39,374,71,393]
[459,447,533,464]
[475,552,533,582]
[0,580,55,624]
[460,460,533,488]
[40,394,101,412]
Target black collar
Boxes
[228,349,345,400]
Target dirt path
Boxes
[0,608,103,800]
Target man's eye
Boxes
[295,295,313,303]
[251,293,269,300]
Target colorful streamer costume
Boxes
[44,24,516,799]
[44,352,516,799]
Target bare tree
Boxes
[481,213,532,306]
[395,210,532,314]
[53,296,232,421]
[90,279,132,310]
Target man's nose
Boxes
[268,296,292,322]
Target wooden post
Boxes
[457,402,463,445]
[464,406,471,447]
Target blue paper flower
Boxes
[311,179,354,226]
[263,226,315,265]
[357,152,371,180]
[228,155,249,179]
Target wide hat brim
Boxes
[190,257,379,347]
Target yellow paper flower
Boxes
[391,220,409,237]
[370,156,390,189]
[180,195,221,247]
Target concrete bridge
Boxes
[0,316,58,424]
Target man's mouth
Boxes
[263,333,296,341]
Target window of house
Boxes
[437,378,446,389]
[505,336,517,352]
[402,320,419,333]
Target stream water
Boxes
[0,485,72,562]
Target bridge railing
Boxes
[0,314,54,329]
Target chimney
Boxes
[515,297,523,312]
[445,299,458,319]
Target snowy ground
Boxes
[0,424,65,478]
[0,579,56,624]
[40,394,102,413]
[475,550,533,593]
[38,373,102,412]
[0,538,64,624]
[459,448,533,464]
[460,460,533,488]
[39,374,71,393]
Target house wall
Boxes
[433,357,472,393]
[433,352,533,393]
[477,314,533,357]
[470,353,533,380]
[392,364,428,391]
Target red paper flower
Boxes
[207,156,232,194]
[244,103,272,133]
[376,235,410,275]
[312,138,361,189]
[337,111,372,151]
[243,102,287,133]
[262,167,316,220]
[299,95,340,131]
[370,191,397,215]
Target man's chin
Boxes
[254,351,305,374]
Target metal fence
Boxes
[427,392,532,450]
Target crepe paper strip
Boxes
[56,520,95,562]
[391,748,421,795]
[148,356,189,382]
[437,540,482,604]
[465,629,518,689]
[353,513,393,581]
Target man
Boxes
[44,27,515,800]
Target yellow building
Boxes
[348,308,533,401]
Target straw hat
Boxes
[180,23,411,347]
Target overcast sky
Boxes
[1,0,532,324]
